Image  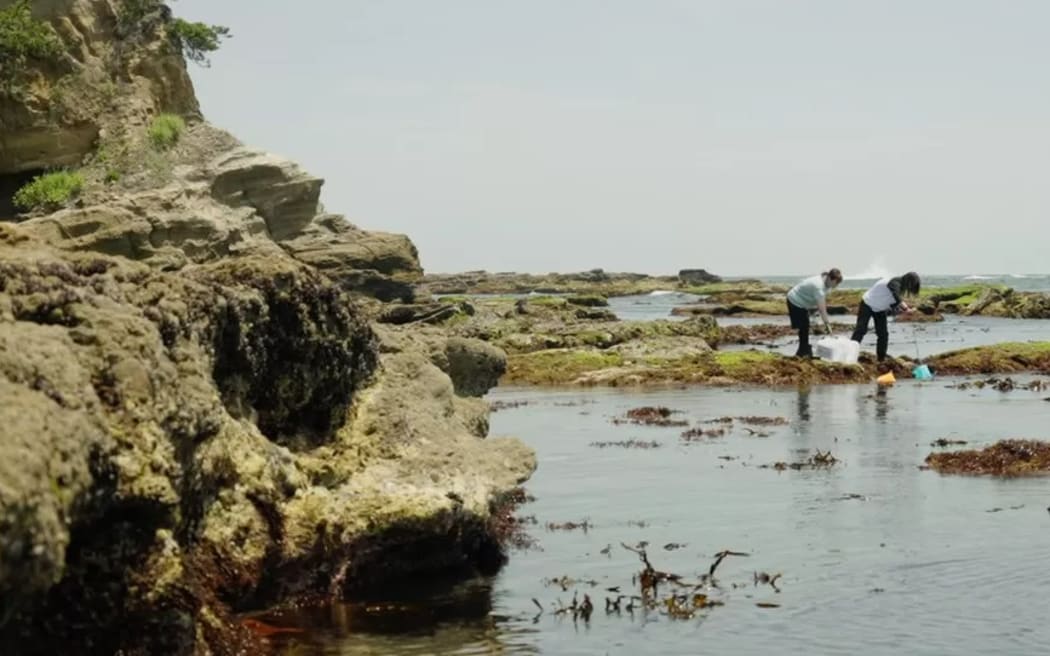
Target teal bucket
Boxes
[912,364,933,381]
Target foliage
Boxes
[148,113,185,149]
[169,17,230,66]
[13,171,85,212]
[0,0,63,86]
[117,0,230,66]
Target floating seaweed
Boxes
[736,416,790,426]
[489,399,531,412]
[613,406,689,427]
[951,377,1048,392]
[545,520,593,532]
[704,416,736,424]
[534,542,782,624]
[680,427,726,441]
[549,591,593,622]
[761,450,838,471]
[488,488,540,551]
[542,575,599,591]
[923,439,1050,476]
[753,571,783,592]
[590,439,662,449]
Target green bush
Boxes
[0,0,63,83]
[148,113,185,149]
[13,171,85,212]
[170,18,229,66]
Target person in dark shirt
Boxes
[850,272,921,361]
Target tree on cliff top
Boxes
[118,0,229,67]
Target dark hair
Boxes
[822,268,843,284]
[900,271,921,295]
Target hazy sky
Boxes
[178,0,1049,276]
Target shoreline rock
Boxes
[0,226,534,653]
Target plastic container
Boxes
[876,371,896,385]
[814,336,860,364]
[912,364,933,381]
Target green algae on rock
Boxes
[0,226,534,654]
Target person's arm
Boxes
[817,297,831,332]
[887,277,911,312]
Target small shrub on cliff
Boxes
[117,1,229,67]
[13,171,85,212]
[0,0,63,87]
[169,17,230,66]
[149,113,186,149]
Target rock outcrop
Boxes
[1,0,421,301]
[0,225,533,654]
[17,138,423,299]
[421,269,678,296]
[0,0,199,175]
[678,268,722,285]
[0,1,529,653]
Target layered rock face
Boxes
[0,226,533,654]
[18,140,423,300]
[0,0,199,175]
[1,0,421,301]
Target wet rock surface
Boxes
[0,227,533,653]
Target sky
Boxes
[177,0,1050,277]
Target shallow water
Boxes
[609,293,1049,359]
[265,378,1050,655]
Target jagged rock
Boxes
[678,268,722,285]
[441,337,507,397]
[379,302,465,325]
[281,213,421,302]
[208,148,323,241]
[575,307,617,321]
[421,270,678,296]
[19,184,279,268]
[15,134,422,299]
[566,294,608,307]
[0,226,533,653]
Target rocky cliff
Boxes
[0,1,533,653]
[1,0,420,302]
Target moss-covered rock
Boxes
[504,347,878,386]
[0,226,533,654]
[926,342,1050,375]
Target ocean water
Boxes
[263,381,1050,655]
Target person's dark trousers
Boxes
[787,299,812,357]
[851,300,889,360]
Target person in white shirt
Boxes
[786,268,843,358]
[850,272,921,361]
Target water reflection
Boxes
[796,386,812,422]
[257,381,1050,655]
[873,386,890,420]
[260,577,540,655]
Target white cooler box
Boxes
[814,336,860,364]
